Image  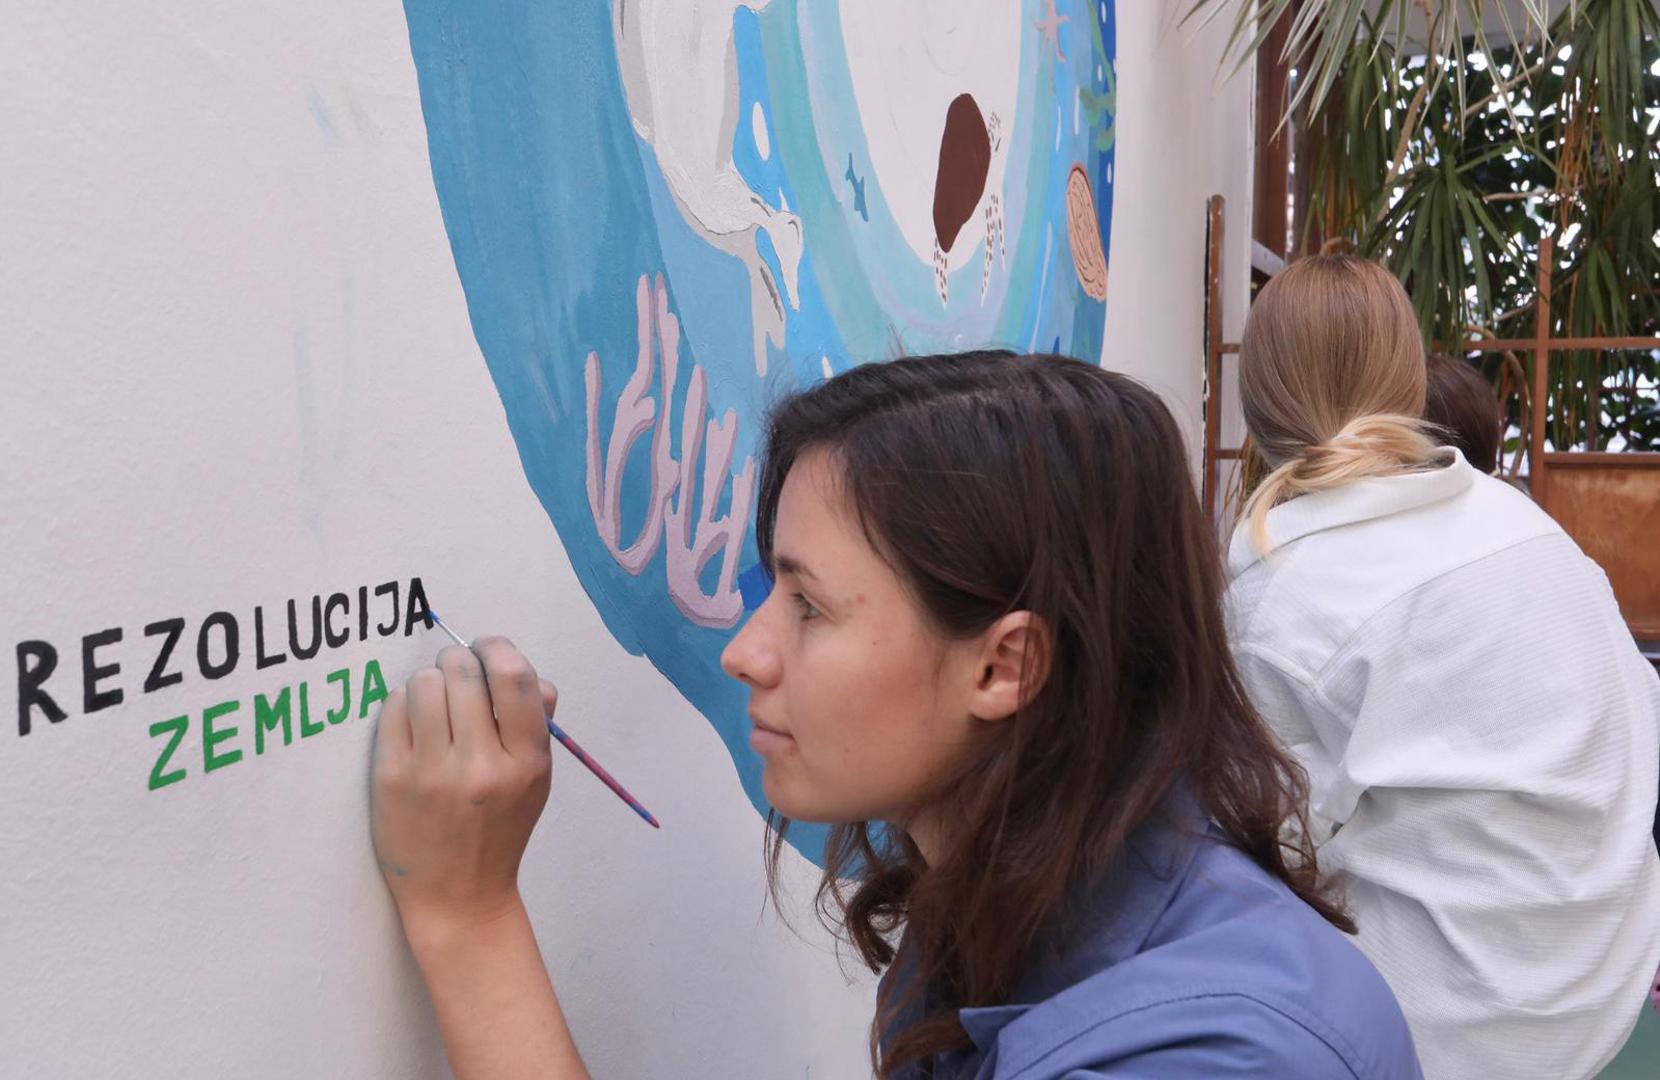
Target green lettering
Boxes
[358,658,388,719]
[202,699,242,773]
[325,667,351,725]
[254,687,292,755]
[298,680,323,739]
[147,715,188,790]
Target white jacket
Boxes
[1225,450,1660,1080]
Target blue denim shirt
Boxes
[882,796,1421,1079]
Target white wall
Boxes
[0,2,1254,1077]
[1104,2,1256,474]
[0,3,874,1076]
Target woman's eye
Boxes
[792,593,822,621]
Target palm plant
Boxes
[1187,0,1660,457]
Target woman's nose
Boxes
[721,609,781,689]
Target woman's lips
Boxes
[748,716,794,754]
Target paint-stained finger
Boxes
[437,644,501,757]
[405,667,452,765]
[473,636,550,758]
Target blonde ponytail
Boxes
[1243,413,1443,552]
[1238,253,1446,553]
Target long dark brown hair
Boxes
[755,352,1346,1078]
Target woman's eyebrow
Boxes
[772,553,819,583]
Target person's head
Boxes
[1424,352,1502,475]
[1239,254,1444,549]
[721,351,1344,1077]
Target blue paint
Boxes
[426,610,465,648]
[738,562,772,612]
[400,1,1116,864]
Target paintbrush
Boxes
[427,611,661,829]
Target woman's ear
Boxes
[967,611,1051,723]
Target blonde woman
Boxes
[1225,253,1660,1079]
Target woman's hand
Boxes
[371,636,556,934]
[371,636,590,1079]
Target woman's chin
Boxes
[762,782,870,829]
[761,771,808,821]
[760,762,895,826]
[761,772,830,824]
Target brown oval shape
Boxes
[933,94,992,254]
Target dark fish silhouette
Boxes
[844,153,868,222]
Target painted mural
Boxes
[402,0,1117,858]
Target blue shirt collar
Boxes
[955,787,1210,1053]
